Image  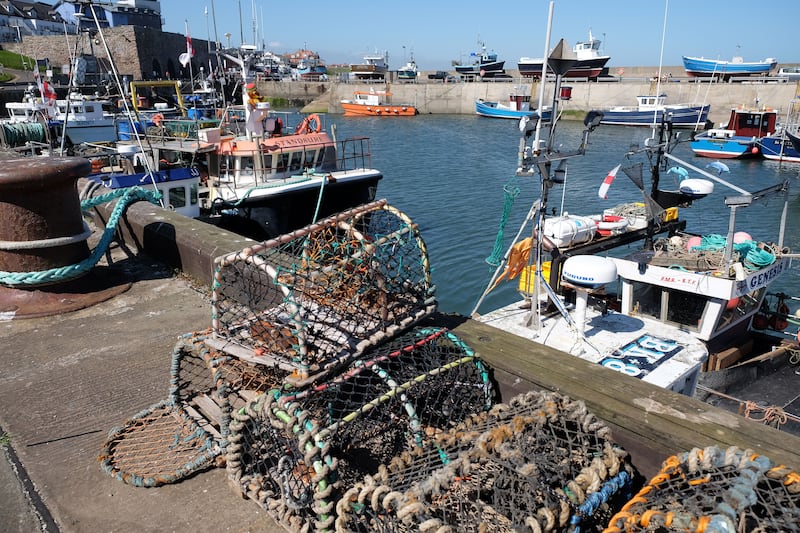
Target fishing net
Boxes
[225,326,494,532]
[209,200,436,385]
[336,390,635,532]
[604,445,800,532]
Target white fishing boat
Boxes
[472,14,796,406]
[119,51,383,240]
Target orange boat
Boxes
[340,89,418,117]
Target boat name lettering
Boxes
[277,134,326,147]
[748,261,784,291]
[601,334,682,378]
[659,275,698,286]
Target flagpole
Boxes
[185,19,194,88]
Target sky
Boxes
[160,0,798,71]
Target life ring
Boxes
[591,214,629,236]
[295,113,322,134]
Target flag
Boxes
[179,21,194,67]
[41,81,57,102]
[598,164,621,199]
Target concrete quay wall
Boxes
[263,77,799,126]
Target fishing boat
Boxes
[80,143,202,218]
[475,98,538,120]
[107,52,383,240]
[340,88,418,117]
[472,33,796,406]
[349,51,389,80]
[759,128,800,163]
[787,128,800,154]
[599,94,710,128]
[454,41,505,78]
[518,29,610,80]
[2,82,117,150]
[682,55,778,79]
[690,106,777,158]
[397,52,418,82]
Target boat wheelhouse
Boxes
[690,107,777,158]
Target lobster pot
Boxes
[605,446,800,532]
[225,327,493,532]
[210,200,437,384]
[336,391,635,533]
[98,331,290,488]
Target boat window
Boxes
[277,153,290,172]
[664,288,705,330]
[714,288,763,332]
[289,151,303,172]
[304,149,318,168]
[190,183,198,205]
[631,281,662,320]
[239,156,255,178]
[168,186,187,208]
[85,105,95,113]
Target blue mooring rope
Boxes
[0,186,162,287]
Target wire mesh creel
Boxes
[209,200,437,385]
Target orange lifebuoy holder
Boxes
[295,113,322,135]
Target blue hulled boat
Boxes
[682,55,777,79]
[690,107,777,159]
[760,130,800,163]
[454,41,505,78]
[599,94,710,128]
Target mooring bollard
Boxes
[0,157,131,318]
[0,157,92,275]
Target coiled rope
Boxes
[0,186,162,287]
[0,122,49,147]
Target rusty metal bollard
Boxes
[0,157,130,318]
[0,157,91,274]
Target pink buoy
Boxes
[686,236,702,251]
[733,231,752,243]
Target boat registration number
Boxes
[600,334,682,378]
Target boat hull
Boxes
[341,102,418,116]
[475,99,536,119]
[454,61,505,76]
[600,105,710,127]
[518,57,609,79]
[682,56,777,78]
[690,136,760,158]
[760,134,800,163]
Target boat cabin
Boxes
[724,107,777,137]
[635,94,668,110]
[85,145,202,218]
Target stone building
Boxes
[4,25,212,82]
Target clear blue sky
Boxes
[161,0,798,71]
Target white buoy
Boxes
[679,178,714,198]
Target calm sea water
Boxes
[327,114,800,316]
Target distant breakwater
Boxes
[259,76,799,126]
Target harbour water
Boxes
[329,114,800,317]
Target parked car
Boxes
[428,71,448,80]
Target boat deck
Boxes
[429,312,800,478]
